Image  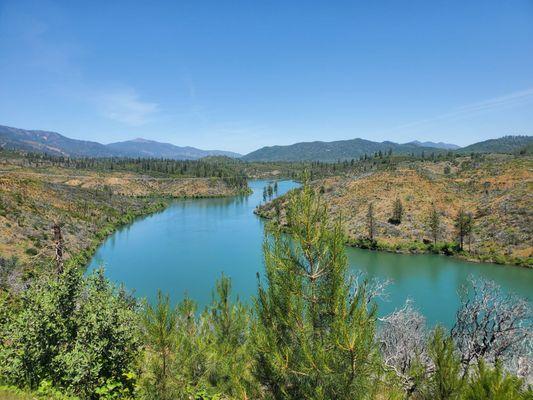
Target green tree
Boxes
[205,275,257,398]
[367,202,376,241]
[389,197,403,225]
[455,208,473,251]
[463,360,530,400]
[427,327,464,400]
[141,291,178,400]
[254,183,380,400]
[427,205,441,245]
[0,266,140,398]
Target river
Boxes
[89,180,532,327]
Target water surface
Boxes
[89,180,532,327]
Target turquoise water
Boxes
[89,180,532,327]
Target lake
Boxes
[89,180,532,327]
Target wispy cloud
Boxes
[385,87,533,133]
[93,88,159,126]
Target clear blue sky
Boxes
[1,0,532,153]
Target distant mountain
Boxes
[407,140,461,150]
[107,138,241,160]
[456,135,533,154]
[0,124,116,157]
[0,125,241,159]
[241,138,444,162]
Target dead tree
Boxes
[378,300,429,394]
[52,223,64,274]
[451,277,532,377]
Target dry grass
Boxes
[0,162,240,265]
[260,155,533,266]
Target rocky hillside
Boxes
[257,155,532,266]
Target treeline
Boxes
[17,152,249,190]
[245,151,484,181]
[0,184,531,399]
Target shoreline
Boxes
[255,209,532,269]
[78,188,252,270]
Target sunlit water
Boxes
[89,180,532,327]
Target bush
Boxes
[24,248,38,256]
[0,266,140,398]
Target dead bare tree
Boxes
[350,270,391,306]
[451,277,532,379]
[52,223,64,274]
[378,300,429,394]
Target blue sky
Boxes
[0,0,532,153]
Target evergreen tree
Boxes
[389,197,403,225]
[254,183,380,399]
[463,360,530,400]
[427,327,464,400]
[455,208,473,251]
[142,291,178,400]
[367,202,376,241]
[427,205,441,245]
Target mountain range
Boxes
[1,124,530,162]
[243,136,531,162]
[241,139,446,162]
[0,125,240,160]
[406,140,461,150]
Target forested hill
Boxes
[456,135,532,154]
[0,124,240,160]
[242,135,532,162]
[241,138,444,162]
[106,138,241,159]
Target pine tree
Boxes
[254,183,380,399]
[142,291,178,400]
[427,327,464,400]
[367,202,376,241]
[389,197,403,225]
[455,208,473,251]
[464,360,529,400]
[428,205,441,245]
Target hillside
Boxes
[0,154,247,269]
[0,124,240,160]
[242,138,445,162]
[457,135,532,154]
[257,154,533,266]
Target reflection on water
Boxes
[89,180,532,328]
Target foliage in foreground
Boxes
[0,183,531,399]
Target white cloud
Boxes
[385,87,533,133]
[95,88,159,126]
